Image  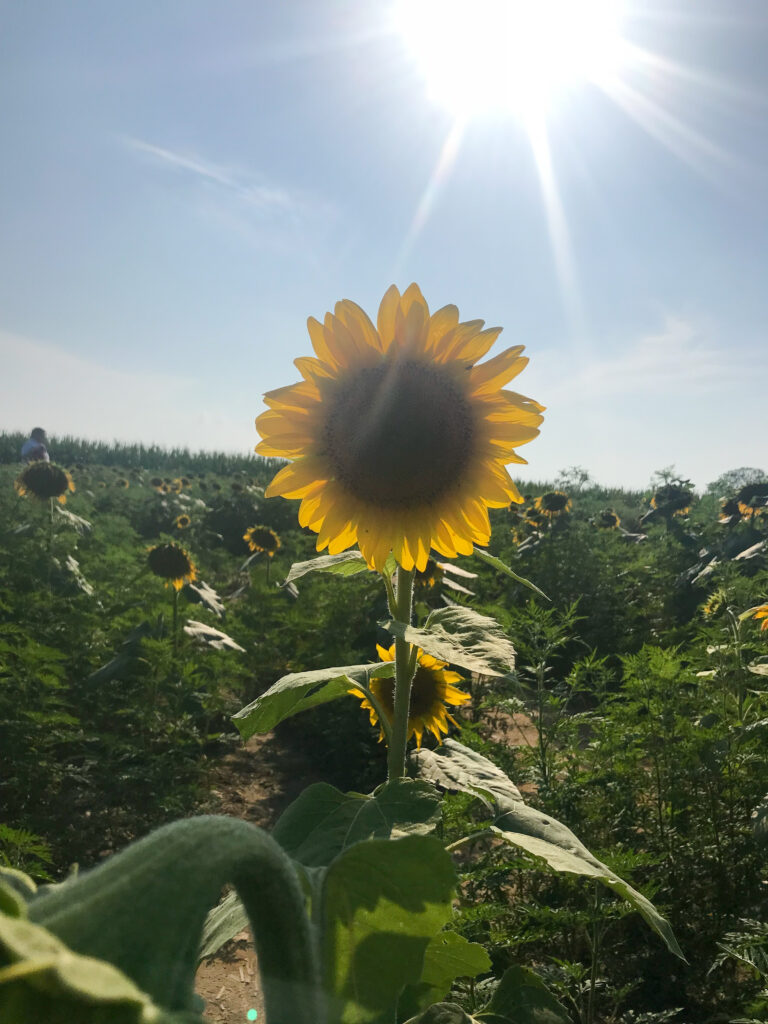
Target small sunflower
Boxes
[718,497,741,525]
[534,490,572,519]
[351,643,470,748]
[180,476,191,487]
[256,284,543,572]
[175,514,192,530]
[115,478,130,489]
[752,604,768,631]
[15,462,75,505]
[243,525,281,557]
[147,543,197,591]
[593,508,621,530]
[702,588,728,619]
[150,476,164,490]
[170,478,183,494]
[650,482,693,517]
[415,557,444,591]
[736,482,768,517]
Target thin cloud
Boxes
[122,136,315,219]
[541,315,739,402]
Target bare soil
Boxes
[195,731,322,1024]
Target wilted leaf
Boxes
[383,606,515,677]
[55,505,92,535]
[284,551,370,584]
[184,580,225,618]
[414,740,684,960]
[232,662,395,740]
[183,620,244,652]
[471,548,549,601]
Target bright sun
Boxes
[395,0,626,118]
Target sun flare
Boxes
[395,0,626,117]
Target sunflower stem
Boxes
[172,586,179,658]
[387,565,416,782]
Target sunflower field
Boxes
[1,423,767,1023]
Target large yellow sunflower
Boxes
[256,284,544,572]
[752,604,768,632]
[15,462,75,505]
[351,643,470,748]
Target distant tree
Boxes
[707,466,767,496]
[555,465,593,492]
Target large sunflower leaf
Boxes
[322,835,456,1024]
[272,779,442,867]
[183,620,244,652]
[232,661,395,740]
[398,930,492,1019]
[475,965,570,1023]
[471,548,549,602]
[0,912,198,1023]
[383,607,515,676]
[402,1005,475,1024]
[27,816,322,1023]
[284,551,370,584]
[414,740,684,960]
[201,780,443,961]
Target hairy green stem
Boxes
[387,565,415,781]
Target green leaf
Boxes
[283,551,370,584]
[403,1003,476,1024]
[201,780,443,961]
[472,548,549,601]
[272,779,442,867]
[0,912,189,1024]
[232,662,395,740]
[54,504,92,535]
[476,965,570,1023]
[322,835,456,1024]
[184,579,225,618]
[399,931,491,1019]
[383,606,515,677]
[28,816,322,1023]
[747,663,768,677]
[414,740,685,960]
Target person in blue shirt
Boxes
[20,427,50,464]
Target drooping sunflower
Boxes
[718,497,741,525]
[243,525,281,557]
[752,604,768,631]
[534,490,572,519]
[650,482,694,517]
[351,643,470,748]
[256,284,544,572]
[15,462,75,505]
[147,543,197,591]
[736,481,768,517]
[175,514,192,530]
[593,508,621,530]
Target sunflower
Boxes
[650,482,693,517]
[593,508,621,530]
[243,525,281,557]
[15,462,75,505]
[256,284,543,572]
[718,497,741,525]
[752,604,768,631]
[175,514,192,530]
[115,478,130,489]
[736,482,768,517]
[147,543,197,591]
[415,558,444,591]
[150,476,164,490]
[170,479,183,494]
[702,588,728,619]
[351,643,470,748]
[534,490,572,519]
[180,477,191,487]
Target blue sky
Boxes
[1,0,767,489]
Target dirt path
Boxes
[195,731,323,1024]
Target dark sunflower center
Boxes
[373,664,441,720]
[321,359,475,507]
